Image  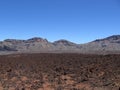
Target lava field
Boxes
[0,53,120,90]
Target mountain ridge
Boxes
[0,35,120,54]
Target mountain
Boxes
[94,35,120,43]
[75,35,120,54]
[1,35,120,54]
[53,39,76,46]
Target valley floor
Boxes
[0,53,119,90]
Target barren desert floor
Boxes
[0,53,119,90]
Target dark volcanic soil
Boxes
[0,53,119,90]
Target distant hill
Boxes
[1,35,120,54]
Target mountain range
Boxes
[1,35,120,54]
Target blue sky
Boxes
[0,0,120,43]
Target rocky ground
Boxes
[0,53,119,90]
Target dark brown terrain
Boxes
[0,53,120,90]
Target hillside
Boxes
[0,35,120,54]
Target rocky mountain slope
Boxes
[80,35,120,53]
[0,35,120,54]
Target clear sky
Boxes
[0,0,120,43]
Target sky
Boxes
[0,0,120,43]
